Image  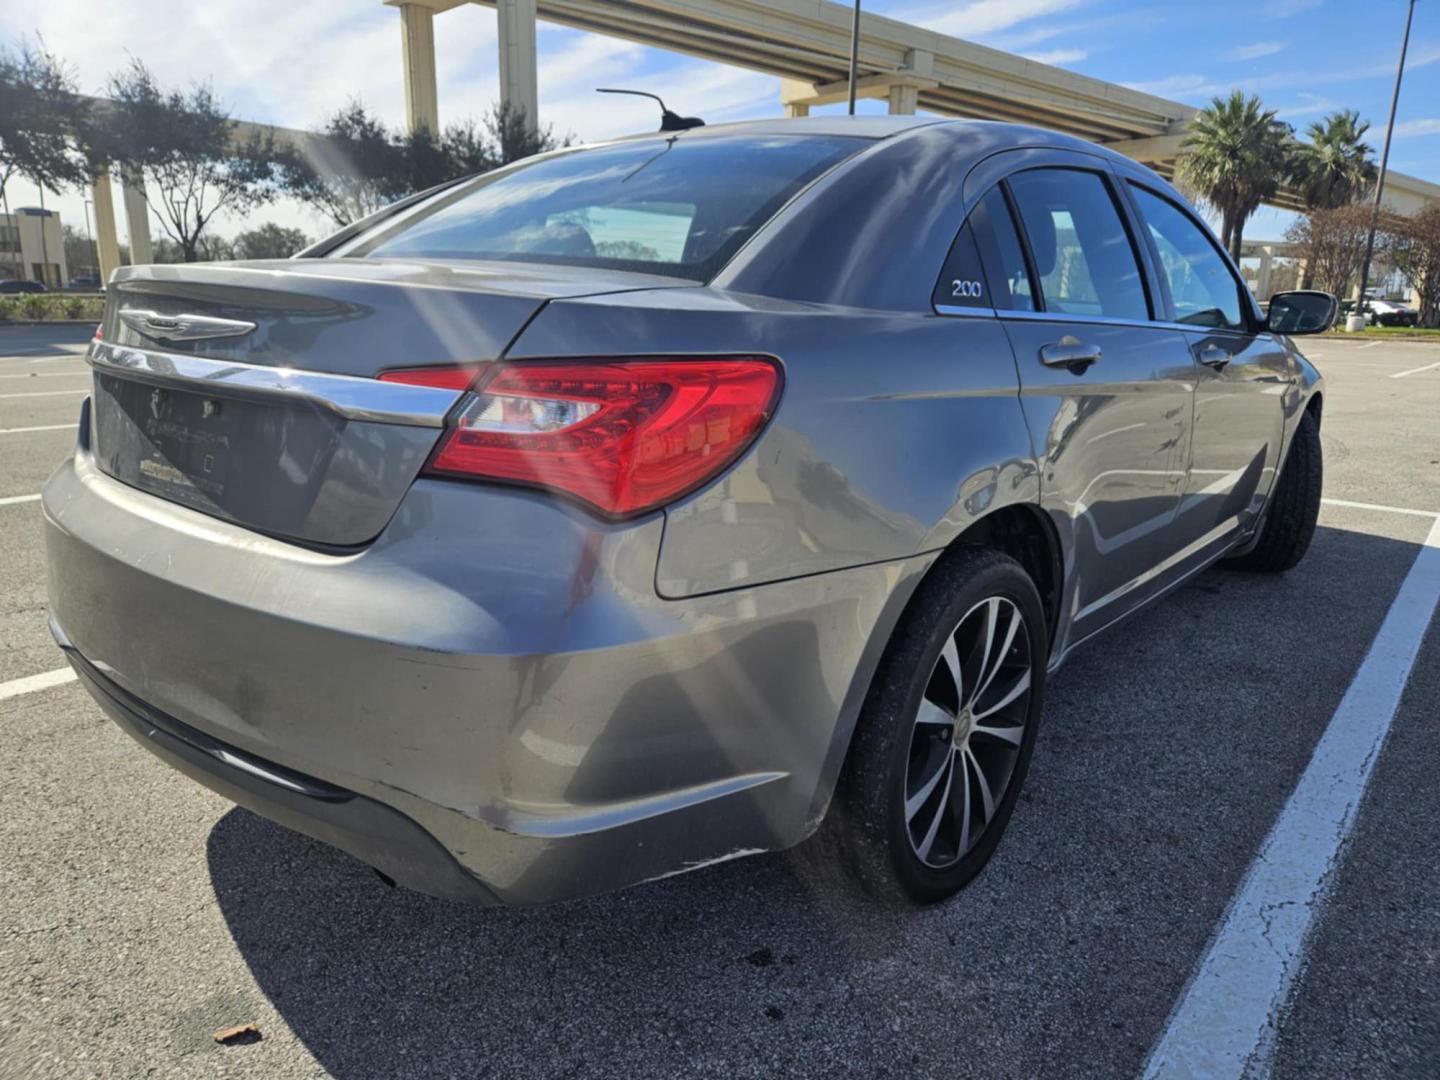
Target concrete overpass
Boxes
[388,0,1195,147]
[386,0,1440,219]
[83,0,1440,283]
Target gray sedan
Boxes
[43,117,1332,907]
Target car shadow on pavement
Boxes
[207,808,907,1079]
[207,522,1433,1080]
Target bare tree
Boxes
[107,60,278,262]
[1388,205,1440,327]
[1285,204,1377,300]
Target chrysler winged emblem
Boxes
[119,308,257,343]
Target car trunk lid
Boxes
[90,258,690,546]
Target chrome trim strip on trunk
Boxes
[87,341,465,428]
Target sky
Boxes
[2,0,1437,256]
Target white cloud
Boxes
[1021,48,1087,67]
[1125,43,1440,105]
[982,8,1159,51]
[1234,41,1285,61]
[902,0,1086,39]
[1393,118,1440,137]
[1275,94,1342,119]
[1123,73,1225,99]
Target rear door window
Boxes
[1006,169,1149,321]
[1129,184,1246,330]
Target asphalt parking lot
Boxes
[1,324,1437,1079]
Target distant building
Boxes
[0,207,68,288]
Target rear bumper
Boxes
[44,434,927,904]
[62,640,498,903]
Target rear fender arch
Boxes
[803,501,1064,834]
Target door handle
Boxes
[1040,335,1102,372]
[1195,343,1232,370]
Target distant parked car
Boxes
[67,273,102,291]
[1367,299,1417,327]
[0,279,47,294]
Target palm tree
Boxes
[1291,110,1376,288]
[1178,90,1293,260]
[1294,110,1376,211]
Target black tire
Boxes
[1225,409,1322,573]
[817,547,1047,907]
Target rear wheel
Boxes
[1225,409,1322,573]
[821,548,1047,906]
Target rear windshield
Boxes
[343,134,864,280]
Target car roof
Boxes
[608,114,1138,169]
[653,114,942,139]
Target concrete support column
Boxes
[890,49,929,115]
[497,0,539,130]
[398,3,440,133]
[120,166,152,265]
[781,77,812,118]
[90,168,122,286]
[1256,246,1273,299]
[887,83,918,115]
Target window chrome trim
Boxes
[86,341,464,428]
[954,307,1255,336]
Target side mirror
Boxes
[1266,290,1337,335]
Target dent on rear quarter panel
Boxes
[505,289,1038,597]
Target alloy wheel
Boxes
[903,596,1033,869]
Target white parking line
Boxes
[0,667,77,702]
[1358,340,1383,349]
[1322,497,1440,519]
[0,424,75,436]
[0,389,89,399]
[1144,512,1440,1078]
[0,493,42,507]
[1390,359,1440,379]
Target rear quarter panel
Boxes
[505,288,1037,596]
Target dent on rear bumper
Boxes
[44,450,930,904]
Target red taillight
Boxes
[386,358,781,517]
